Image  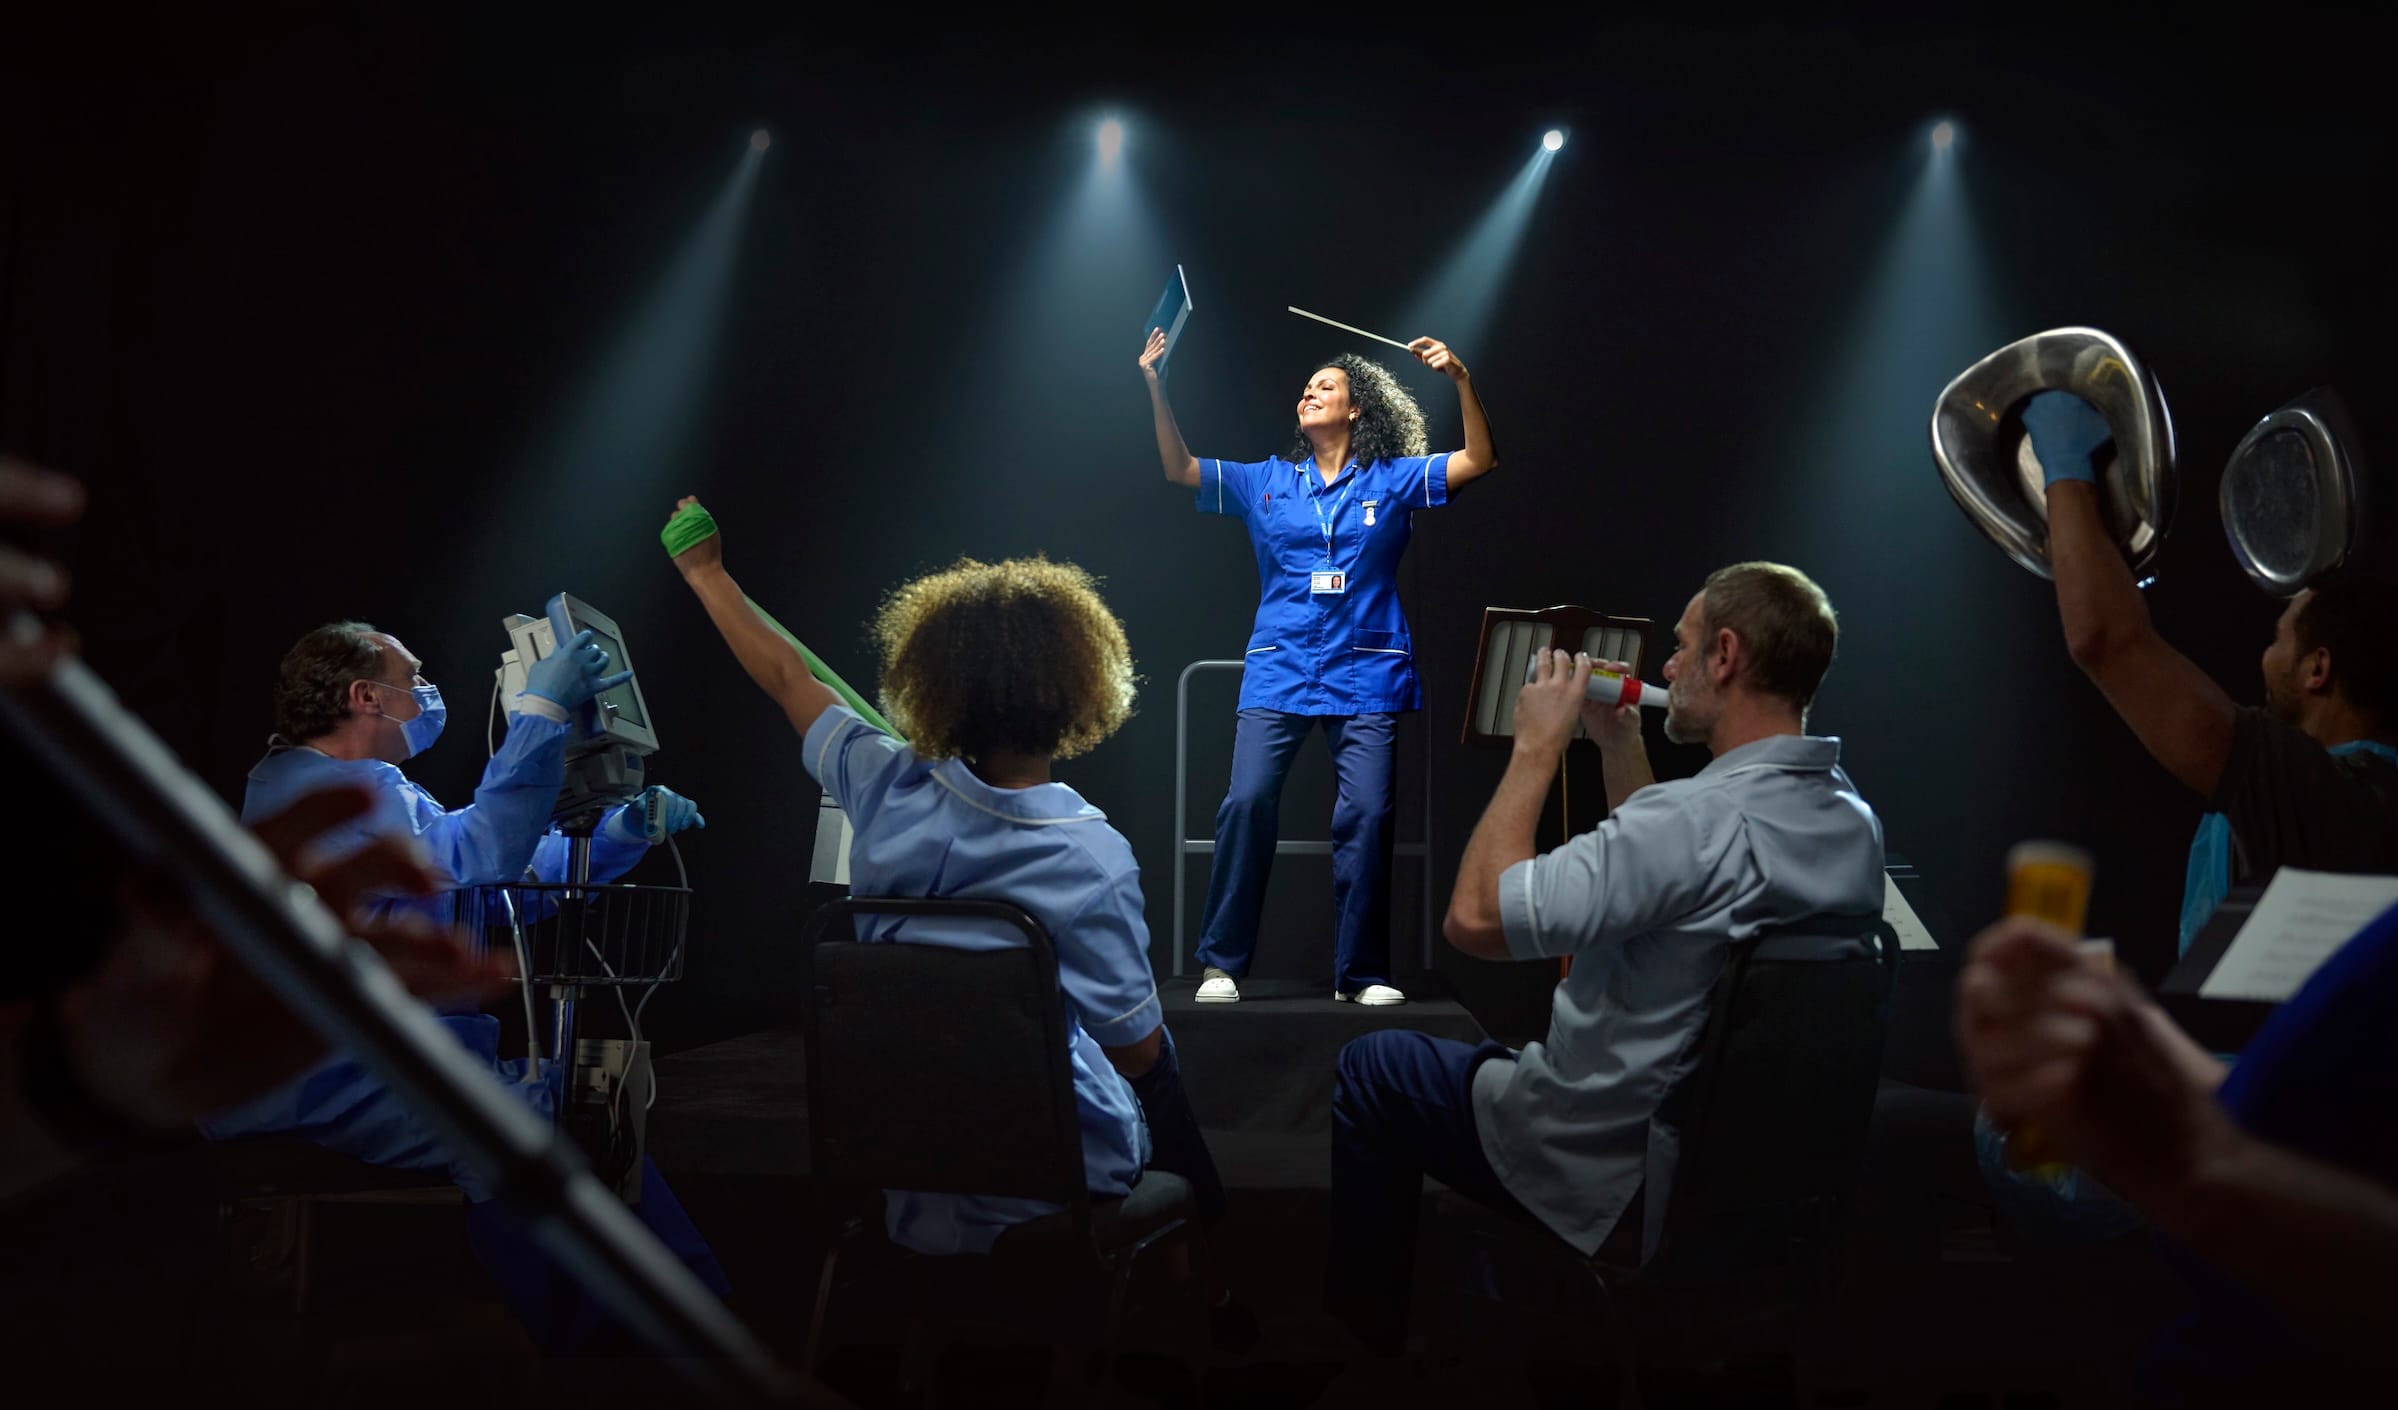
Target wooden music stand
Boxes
[1461,605,1655,745]
[1462,606,1655,982]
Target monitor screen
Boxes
[544,592,659,756]
[577,624,647,729]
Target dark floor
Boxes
[0,990,2197,1408]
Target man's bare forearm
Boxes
[2046,481,2237,796]
[2048,481,2150,666]
[1599,738,1654,813]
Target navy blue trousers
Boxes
[1196,708,1398,994]
[1324,1029,1526,1355]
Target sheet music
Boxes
[2200,868,2398,1002]
[1883,874,1938,951]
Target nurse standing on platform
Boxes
[1138,326,1500,1005]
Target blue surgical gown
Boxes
[805,705,1161,1255]
[200,713,728,1351]
[198,713,646,1187]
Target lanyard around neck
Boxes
[1305,465,1354,559]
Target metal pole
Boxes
[549,989,580,1066]
[1171,661,1197,976]
[497,889,541,1079]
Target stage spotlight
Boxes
[1097,118,1125,164]
[1543,129,1565,152]
[750,129,771,153]
[1930,121,1956,152]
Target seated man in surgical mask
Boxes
[203,620,723,1348]
[235,620,696,924]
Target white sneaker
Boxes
[1335,983,1406,1006]
[1196,967,1241,1003]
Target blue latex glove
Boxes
[2021,390,2113,486]
[608,786,705,846]
[524,628,636,710]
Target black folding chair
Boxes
[1438,916,1901,1402]
[1632,918,1901,1290]
[798,896,1195,1403]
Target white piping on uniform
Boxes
[1520,858,1542,948]
[932,770,1100,826]
[1092,989,1161,1032]
[1214,459,1223,513]
[1245,645,1278,655]
[1353,647,1408,655]
[814,714,856,783]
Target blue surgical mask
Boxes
[366,679,447,759]
[399,683,448,757]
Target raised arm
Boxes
[1139,328,1201,489]
[1446,649,1590,958]
[665,498,840,739]
[2027,392,2236,797]
[1409,337,1498,490]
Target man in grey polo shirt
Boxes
[1323,561,1884,1355]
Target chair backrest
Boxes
[800,897,1088,1211]
[1642,915,1899,1274]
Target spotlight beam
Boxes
[531,143,763,494]
[1768,129,2006,556]
[476,138,766,590]
[1397,142,1559,356]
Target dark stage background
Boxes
[4,14,2391,1053]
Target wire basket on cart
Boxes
[460,881,691,988]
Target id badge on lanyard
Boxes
[1308,472,1353,595]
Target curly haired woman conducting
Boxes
[663,498,1234,1281]
[1138,329,1500,1004]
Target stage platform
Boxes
[645,974,1492,1192]
[1160,975,1489,1133]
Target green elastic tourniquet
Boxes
[662,501,899,737]
[659,502,721,557]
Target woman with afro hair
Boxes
[664,498,1237,1290]
[1138,328,1500,1005]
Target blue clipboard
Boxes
[1143,264,1193,374]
